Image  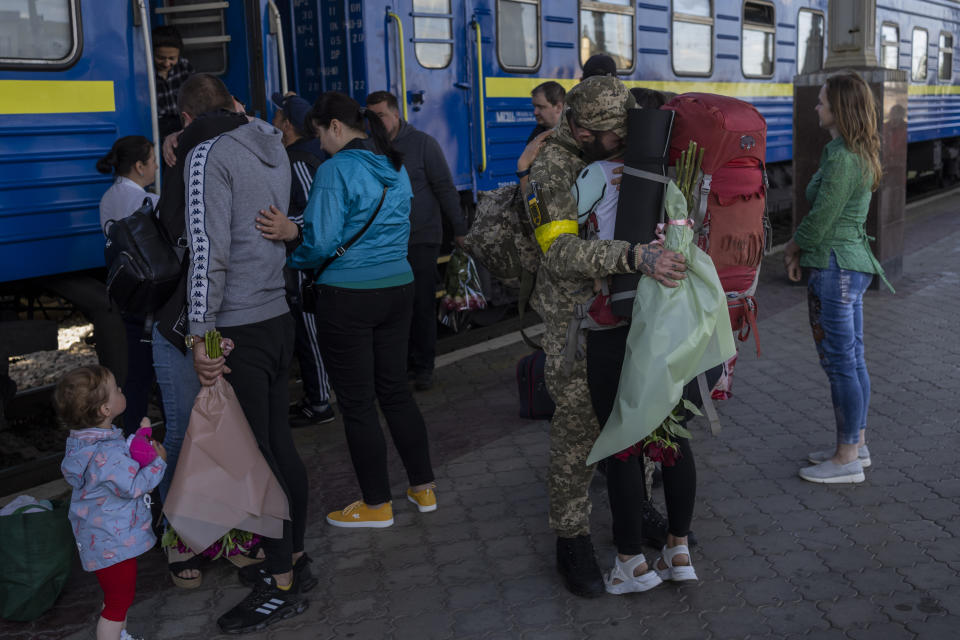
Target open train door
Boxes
[152,0,286,120]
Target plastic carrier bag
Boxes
[0,499,74,621]
[439,248,487,332]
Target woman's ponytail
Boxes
[95,149,119,175]
[95,135,153,176]
[362,108,404,171]
[308,92,404,171]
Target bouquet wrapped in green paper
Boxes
[586,143,736,465]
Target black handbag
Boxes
[301,186,388,308]
[104,197,182,314]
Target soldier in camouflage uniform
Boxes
[524,76,688,596]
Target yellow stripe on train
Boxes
[485,77,793,99]
[486,77,960,99]
[0,80,115,114]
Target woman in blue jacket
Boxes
[289,92,437,527]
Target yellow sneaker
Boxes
[326,501,394,528]
[406,484,437,513]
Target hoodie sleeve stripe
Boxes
[186,135,223,326]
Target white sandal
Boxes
[655,545,697,582]
[604,553,663,595]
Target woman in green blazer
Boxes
[784,71,893,485]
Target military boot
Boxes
[556,535,605,597]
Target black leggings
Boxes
[587,327,719,555]
[222,314,308,575]
[314,283,434,505]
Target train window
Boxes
[912,28,928,81]
[939,32,953,81]
[742,1,774,78]
[498,0,541,72]
[0,0,81,69]
[413,0,453,69]
[796,9,823,74]
[880,24,899,70]
[579,0,635,72]
[672,0,713,76]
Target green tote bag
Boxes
[0,500,75,621]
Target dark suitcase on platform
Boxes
[516,350,555,420]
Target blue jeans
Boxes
[807,252,873,445]
[151,324,201,501]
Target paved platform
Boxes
[3,198,959,639]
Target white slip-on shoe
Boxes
[808,444,871,468]
[799,459,865,484]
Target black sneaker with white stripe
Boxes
[290,399,336,427]
[217,575,308,634]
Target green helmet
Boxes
[565,76,635,139]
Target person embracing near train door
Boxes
[174,73,312,633]
[784,70,894,485]
[525,76,692,597]
[152,75,250,589]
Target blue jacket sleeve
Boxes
[61,448,93,489]
[288,164,347,269]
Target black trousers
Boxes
[406,243,440,375]
[290,294,330,405]
[315,283,434,505]
[222,314,308,575]
[121,315,155,436]
[586,326,720,554]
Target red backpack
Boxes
[664,93,769,396]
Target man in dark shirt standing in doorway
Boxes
[527,81,566,144]
[366,91,467,391]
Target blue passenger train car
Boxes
[2,0,959,288]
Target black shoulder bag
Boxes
[301,186,389,309]
[104,197,182,314]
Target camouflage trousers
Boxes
[543,345,656,538]
[543,351,600,537]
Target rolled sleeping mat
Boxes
[610,107,675,318]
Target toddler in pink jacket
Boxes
[57,365,166,640]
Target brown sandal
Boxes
[166,546,205,589]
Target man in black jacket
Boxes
[366,91,467,391]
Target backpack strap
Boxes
[696,372,722,435]
[518,269,541,350]
[620,166,671,185]
[694,173,712,235]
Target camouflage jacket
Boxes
[528,121,634,357]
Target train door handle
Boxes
[454,82,470,90]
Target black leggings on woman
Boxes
[586,326,719,555]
